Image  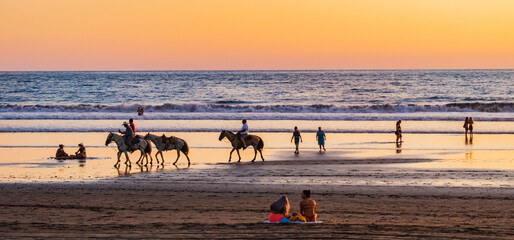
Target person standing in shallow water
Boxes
[395,120,402,144]
[316,127,326,152]
[463,117,469,137]
[468,117,474,138]
[291,126,302,154]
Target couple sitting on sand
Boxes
[56,143,87,159]
[268,190,317,223]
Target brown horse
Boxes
[218,130,264,162]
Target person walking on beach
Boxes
[316,127,326,152]
[395,120,402,144]
[237,119,249,149]
[463,117,469,136]
[56,144,68,158]
[291,126,302,154]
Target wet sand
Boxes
[0,132,513,238]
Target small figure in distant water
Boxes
[56,144,69,159]
[395,120,402,144]
[316,127,326,152]
[74,143,87,159]
[291,126,303,154]
[137,106,144,116]
[468,117,474,138]
[463,117,469,136]
[236,119,249,150]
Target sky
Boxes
[1,0,513,70]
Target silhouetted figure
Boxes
[395,120,402,144]
[316,127,326,152]
[291,126,303,154]
[468,117,474,138]
[463,117,469,137]
[137,106,144,116]
[75,143,87,159]
[56,144,68,159]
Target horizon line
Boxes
[2,68,514,72]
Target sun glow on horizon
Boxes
[1,0,513,70]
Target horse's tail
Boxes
[145,140,152,154]
[181,141,189,155]
[257,138,264,151]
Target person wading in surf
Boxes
[237,119,249,150]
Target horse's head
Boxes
[218,130,225,141]
[105,132,113,146]
[144,132,151,140]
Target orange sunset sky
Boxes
[1,0,513,70]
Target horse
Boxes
[144,133,191,166]
[105,132,153,168]
[218,130,264,162]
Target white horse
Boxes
[144,133,191,166]
[105,132,153,168]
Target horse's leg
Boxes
[148,152,153,165]
[228,148,235,162]
[124,151,131,167]
[160,151,165,166]
[184,152,191,167]
[236,149,242,162]
[251,145,257,162]
[173,149,180,165]
[115,151,122,168]
[154,150,160,165]
[259,149,265,161]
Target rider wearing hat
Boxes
[119,121,135,151]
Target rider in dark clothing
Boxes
[119,121,135,151]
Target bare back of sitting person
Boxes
[300,190,317,222]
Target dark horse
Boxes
[218,130,264,162]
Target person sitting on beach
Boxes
[74,143,87,159]
[316,127,326,152]
[395,120,402,144]
[119,121,135,151]
[299,190,317,222]
[269,196,293,223]
[268,195,308,223]
[236,119,249,150]
[56,144,68,158]
[291,126,302,154]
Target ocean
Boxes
[0,70,513,133]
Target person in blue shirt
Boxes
[316,127,326,152]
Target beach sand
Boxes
[0,132,513,238]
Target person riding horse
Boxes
[119,121,136,151]
[236,119,249,150]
